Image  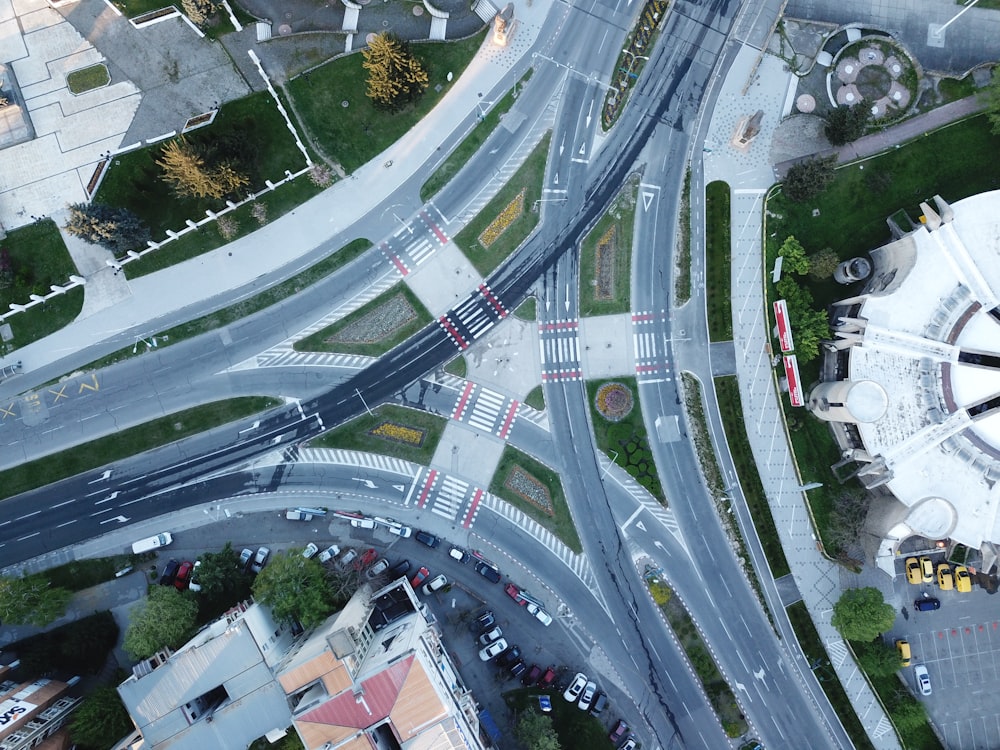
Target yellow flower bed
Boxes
[478,188,526,248]
[370,421,425,447]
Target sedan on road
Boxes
[504,582,528,606]
[475,561,501,583]
[479,638,508,661]
[914,597,941,611]
[577,680,597,711]
[250,547,270,574]
[914,664,932,696]
[526,602,553,626]
[562,673,587,702]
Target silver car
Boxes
[366,559,390,579]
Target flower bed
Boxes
[478,187,525,248]
[329,293,417,344]
[369,421,426,447]
[595,381,634,421]
[503,466,554,516]
[595,225,617,300]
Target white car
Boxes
[914,664,932,696]
[350,517,376,529]
[318,544,340,563]
[526,602,553,626]
[302,543,319,559]
[187,561,202,592]
[478,627,503,647]
[577,680,597,711]
[479,638,508,661]
[422,574,447,595]
[387,525,412,537]
[562,672,587,702]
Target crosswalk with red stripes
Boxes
[632,310,671,383]
[539,318,581,382]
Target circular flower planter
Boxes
[595,381,634,421]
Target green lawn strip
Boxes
[579,174,638,316]
[650,578,747,737]
[454,133,551,277]
[67,63,109,94]
[308,404,445,466]
[514,297,536,321]
[705,180,732,341]
[937,78,976,103]
[62,239,372,376]
[586,377,665,503]
[293,283,431,357]
[95,89,309,240]
[524,385,544,411]
[286,30,488,174]
[112,0,169,17]
[504,687,607,748]
[786,602,876,750]
[715,376,790,578]
[420,69,533,203]
[489,446,581,553]
[674,169,692,305]
[45,555,139,591]
[0,219,83,351]
[0,397,280,501]
[444,356,466,378]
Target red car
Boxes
[539,666,557,687]
[354,548,378,571]
[504,582,528,606]
[174,561,194,590]
[410,566,430,589]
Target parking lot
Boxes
[886,554,1000,750]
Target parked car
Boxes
[302,543,319,559]
[339,548,358,569]
[448,546,470,564]
[387,525,412,538]
[388,559,411,577]
[422,574,448,595]
[914,597,941,611]
[415,530,440,548]
[522,664,543,686]
[937,563,954,590]
[350,517,376,529]
[526,602,553,626]
[539,666,557,688]
[285,509,313,521]
[497,645,522,668]
[239,548,253,571]
[318,544,341,564]
[187,561,202,592]
[620,735,638,750]
[508,661,527,680]
[159,559,180,586]
[478,627,504,647]
[504,582,528,605]
[473,610,496,632]
[589,691,608,716]
[475,561,501,583]
[955,565,973,592]
[479,638,508,661]
[609,720,630,744]
[904,557,922,585]
[919,556,934,583]
[914,664,932,695]
[173,561,193,590]
[410,566,430,589]
[896,639,911,667]
[250,547,270,574]
[577,681,597,711]
[538,695,552,713]
[367,559,390,579]
[563,673,587,702]
[354,548,378,571]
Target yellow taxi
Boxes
[955,565,973,593]
[895,639,911,667]
[905,557,922,584]
[937,563,954,591]
[920,556,934,583]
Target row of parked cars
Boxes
[904,555,973,592]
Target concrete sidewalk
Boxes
[4,0,555,377]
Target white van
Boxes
[132,532,173,554]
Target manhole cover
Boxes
[412,5,423,14]
[341,100,349,108]
[365,32,377,43]
[278,23,291,34]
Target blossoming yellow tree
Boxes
[362,33,429,111]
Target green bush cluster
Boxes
[604,419,663,500]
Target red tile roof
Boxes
[300,655,414,729]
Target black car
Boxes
[497,645,521,668]
[914,597,941,611]
[589,692,608,716]
[475,561,501,583]
[415,530,440,548]
[159,559,180,586]
[472,610,496,632]
[522,664,543,686]
[508,660,527,679]
[388,559,411,577]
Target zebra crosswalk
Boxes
[631,310,671,383]
[450,382,520,439]
[539,319,581,382]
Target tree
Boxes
[778,235,810,275]
[0,574,71,626]
[362,33,429,111]
[889,695,927,731]
[253,550,334,628]
[515,708,561,750]
[827,488,869,552]
[124,585,198,659]
[981,67,1000,135]
[831,587,895,642]
[69,686,133,750]
[824,102,871,145]
[782,155,837,203]
[855,640,902,678]
[192,542,243,599]
[181,0,216,26]
[156,138,249,200]
[0,247,13,289]
[64,203,151,257]
[807,247,839,280]
[790,306,829,363]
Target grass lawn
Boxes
[675,169,692,305]
[293,283,431,357]
[862,658,943,750]
[524,385,544,411]
[0,219,83,351]
[586,377,664,503]
[420,69,533,202]
[454,133,550,277]
[308,404,445,465]
[489,446,581,553]
[715,376,790,578]
[937,77,976,103]
[504,688,608,749]
[0,397,279,501]
[579,174,638,316]
[651,579,747,737]
[705,180,731,341]
[67,63,109,94]
[286,30,487,174]
[444,356,466,377]
[786,602,876,750]
[514,297,536,321]
[45,555,138,592]
[112,0,169,16]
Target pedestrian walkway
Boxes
[703,43,902,749]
